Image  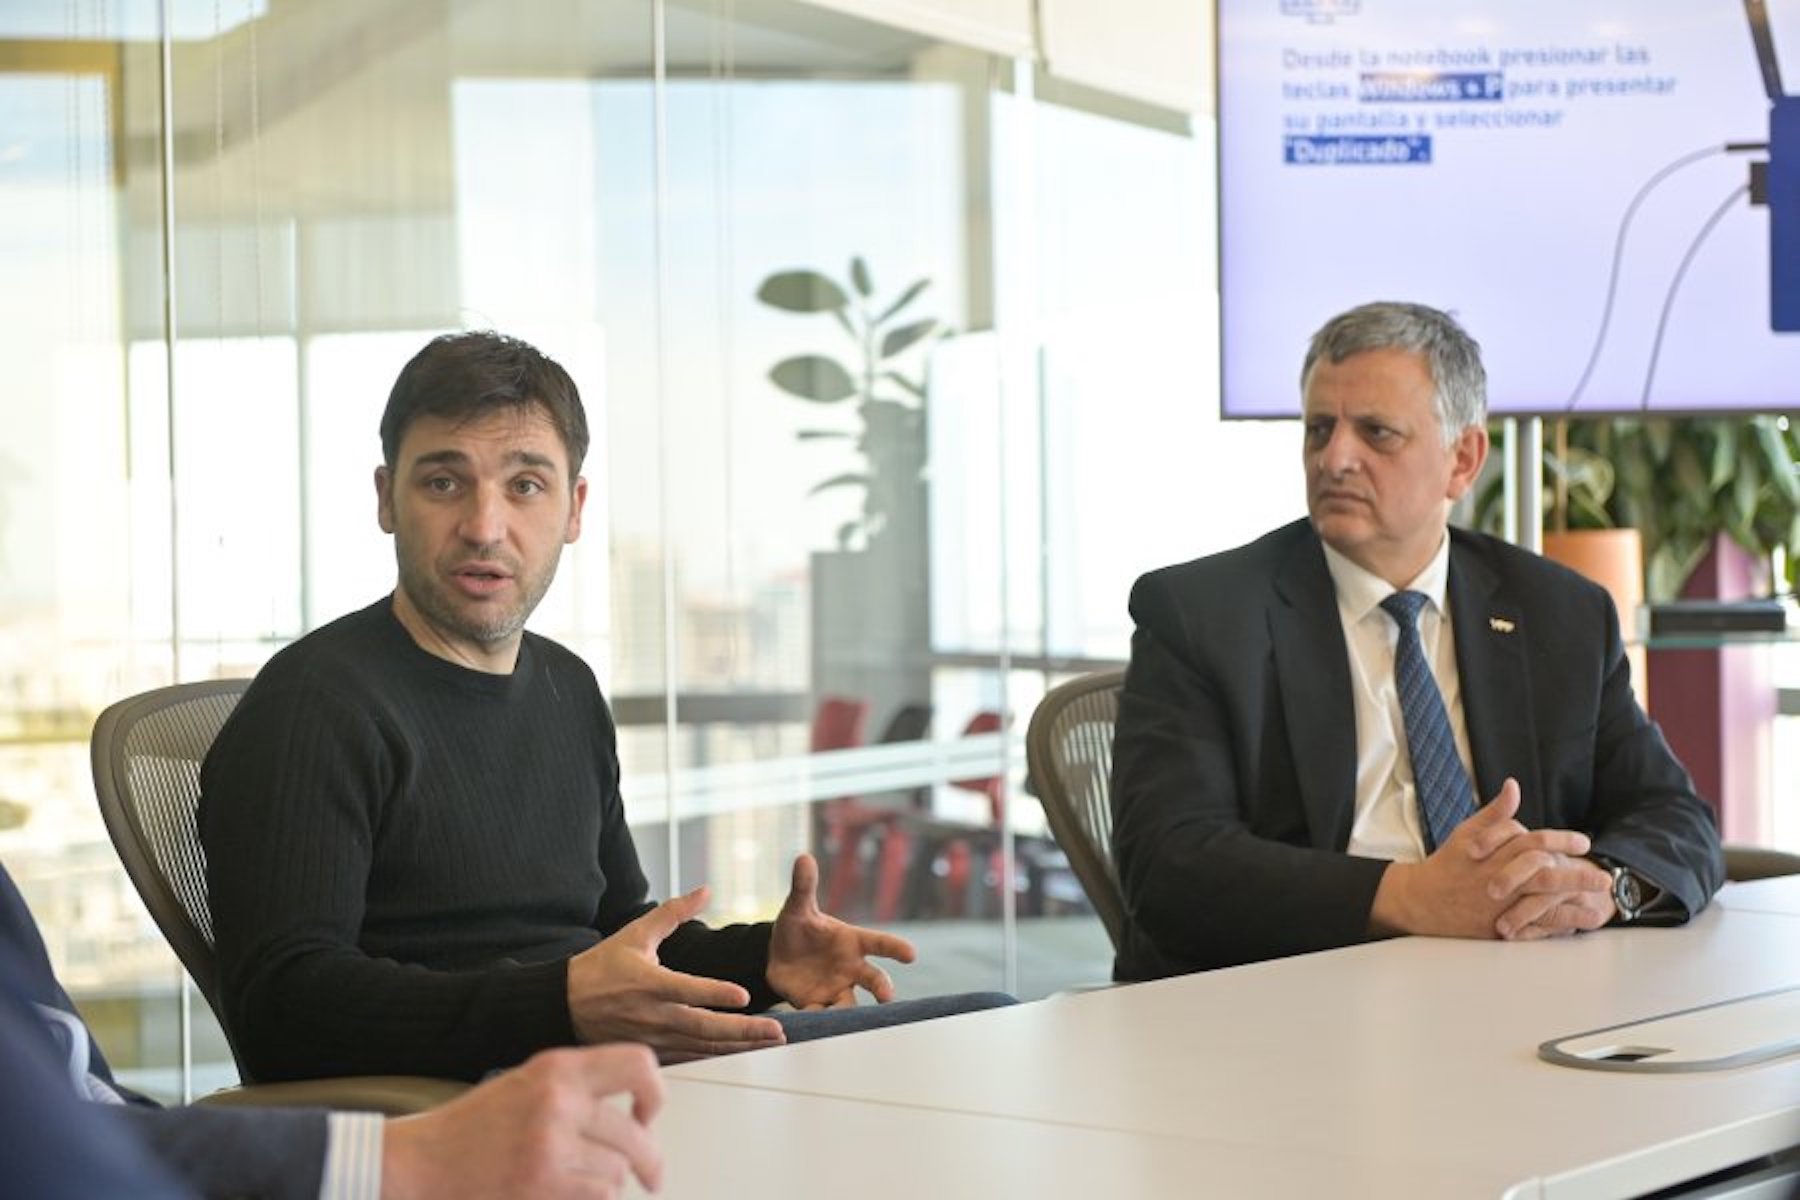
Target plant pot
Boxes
[1541,529,1648,708]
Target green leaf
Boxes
[876,278,931,325]
[1707,424,1737,491]
[882,371,927,401]
[770,356,857,402]
[757,271,849,313]
[808,471,870,497]
[879,318,937,360]
[1670,438,1708,499]
[1568,492,1614,529]
[850,257,873,298]
[1610,454,1653,528]
[1732,467,1761,534]
[1753,419,1800,504]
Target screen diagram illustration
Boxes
[1217,0,1800,416]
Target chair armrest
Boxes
[1724,843,1800,881]
[194,1076,469,1115]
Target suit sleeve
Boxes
[1111,570,1388,978]
[103,1104,328,1200]
[0,952,194,1199]
[1576,587,1725,919]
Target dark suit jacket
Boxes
[0,967,191,1199]
[0,861,329,1199]
[1111,519,1725,981]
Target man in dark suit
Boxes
[1111,300,1724,981]
[1,858,665,1198]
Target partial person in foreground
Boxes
[200,330,1010,1085]
[1,857,662,1200]
[1110,300,1723,980]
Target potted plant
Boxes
[1475,420,1648,670]
[755,257,947,729]
[755,256,941,553]
[1477,414,1800,603]
[1577,416,1800,603]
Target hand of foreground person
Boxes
[382,1043,664,1199]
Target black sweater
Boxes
[200,598,776,1082]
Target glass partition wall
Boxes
[0,0,1239,1098]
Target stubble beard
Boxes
[395,548,559,649]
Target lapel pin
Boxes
[1489,616,1515,634]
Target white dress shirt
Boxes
[1322,536,1478,864]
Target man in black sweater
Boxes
[201,330,995,1085]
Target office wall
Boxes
[0,0,1308,1099]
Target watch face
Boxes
[1614,869,1643,916]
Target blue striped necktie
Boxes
[1380,590,1475,852]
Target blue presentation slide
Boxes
[1219,0,1800,417]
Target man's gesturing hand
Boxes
[767,853,918,1010]
[567,887,785,1058]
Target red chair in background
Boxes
[951,709,1007,823]
[931,710,1007,917]
[811,698,930,921]
[811,696,869,756]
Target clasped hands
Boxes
[566,852,916,1060]
[1371,778,1615,942]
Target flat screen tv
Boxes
[1218,0,1800,416]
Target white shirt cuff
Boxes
[320,1111,383,1200]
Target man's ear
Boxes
[565,476,588,544]
[1445,424,1489,502]
[375,465,396,534]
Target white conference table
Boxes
[1719,873,1800,918]
[643,878,1800,1198]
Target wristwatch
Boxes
[1603,861,1646,924]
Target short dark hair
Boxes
[380,331,590,476]
[1300,301,1487,444]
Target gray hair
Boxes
[1300,301,1487,443]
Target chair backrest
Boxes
[1026,670,1127,951]
[811,695,870,753]
[91,679,250,1019]
[878,703,933,745]
[952,710,1007,823]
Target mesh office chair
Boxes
[91,679,466,1114]
[1025,671,1127,952]
[1022,670,1790,956]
